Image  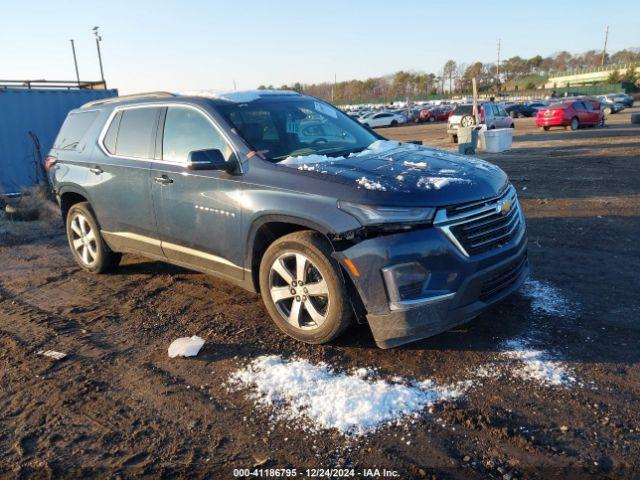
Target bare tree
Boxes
[443,60,457,93]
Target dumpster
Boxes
[478,128,513,153]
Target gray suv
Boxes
[47,90,528,348]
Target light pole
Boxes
[70,39,81,86]
[93,26,106,88]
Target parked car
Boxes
[47,90,528,349]
[419,107,450,123]
[536,100,605,131]
[525,101,549,111]
[603,93,634,108]
[447,102,514,143]
[595,96,624,115]
[359,111,407,128]
[505,104,537,118]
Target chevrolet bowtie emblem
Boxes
[499,200,513,215]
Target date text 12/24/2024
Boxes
[232,468,400,477]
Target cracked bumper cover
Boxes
[334,225,528,349]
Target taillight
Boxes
[45,155,58,171]
[480,107,485,123]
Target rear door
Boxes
[496,105,510,127]
[89,105,163,255]
[150,105,244,281]
[573,102,592,124]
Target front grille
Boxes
[446,186,512,217]
[436,185,525,256]
[479,253,528,301]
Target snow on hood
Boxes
[279,140,502,195]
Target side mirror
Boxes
[187,149,235,172]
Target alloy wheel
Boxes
[70,213,97,266]
[268,252,329,330]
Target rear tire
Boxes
[259,231,352,345]
[543,126,550,131]
[390,120,398,127]
[66,202,121,273]
[603,107,612,115]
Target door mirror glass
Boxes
[187,149,233,171]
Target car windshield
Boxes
[216,98,378,161]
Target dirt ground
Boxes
[1,108,639,479]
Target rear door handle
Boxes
[154,175,174,185]
[89,166,103,175]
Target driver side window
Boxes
[162,107,231,163]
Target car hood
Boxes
[279,140,508,207]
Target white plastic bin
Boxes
[478,128,513,153]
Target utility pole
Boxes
[70,39,81,86]
[601,25,609,66]
[331,73,336,103]
[496,38,501,90]
[92,26,106,88]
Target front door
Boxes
[150,105,244,281]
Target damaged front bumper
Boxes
[334,221,528,349]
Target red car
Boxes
[419,107,450,123]
[536,100,604,131]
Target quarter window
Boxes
[114,107,160,158]
[162,107,230,163]
[103,111,122,154]
[54,110,99,150]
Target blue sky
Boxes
[1,0,638,94]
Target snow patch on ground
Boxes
[500,338,576,386]
[356,177,386,191]
[229,355,469,435]
[521,278,575,317]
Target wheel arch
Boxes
[246,215,335,293]
[58,185,92,220]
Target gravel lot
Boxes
[1,107,639,479]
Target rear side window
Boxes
[53,111,99,150]
[113,107,160,158]
[455,105,473,115]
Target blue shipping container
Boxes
[0,88,118,195]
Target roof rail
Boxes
[81,91,177,108]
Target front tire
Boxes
[390,120,398,127]
[259,231,352,344]
[66,202,121,273]
[570,117,579,130]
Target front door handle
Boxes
[89,166,103,175]
[154,175,174,185]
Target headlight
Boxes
[338,201,435,226]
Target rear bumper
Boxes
[536,118,567,127]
